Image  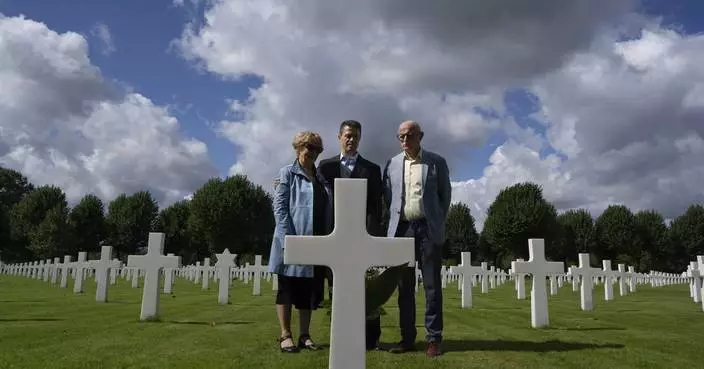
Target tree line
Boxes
[1,167,702,273]
[0,167,274,265]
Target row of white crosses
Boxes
[685,255,704,311]
[0,247,126,302]
[174,253,272,297]
[448,246,700,330]
[124,234,280,319]
[1,178,700,369]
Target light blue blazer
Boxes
[268,161,332,278]
[383,149,452,246]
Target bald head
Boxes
[399,120,421,132]
[397,120,423,156]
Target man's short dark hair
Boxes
[339,120,362,134]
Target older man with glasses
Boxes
[382,120,451,358]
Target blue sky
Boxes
[1,0,702,181]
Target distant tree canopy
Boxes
[481,183,559,268]
[0,165,701,274]
[444,202,479,264]
[556,209,594,266]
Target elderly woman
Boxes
[268,131,331,353]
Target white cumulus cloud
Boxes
[175,0,704,230]
[0,15,218,207]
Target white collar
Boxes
[340,152,359,161]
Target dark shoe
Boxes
[365,317,381,350]
[298,334,320,350]
[366,338,380,351]
[279,334,299,353]
[388,342,416,354]
[426,342,442,357]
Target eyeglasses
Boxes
[305,144,323,154]
[397,132,416,141]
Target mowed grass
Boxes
[0,275,702,369]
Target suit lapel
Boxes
[333,155,341,179]
[322,155,341,182]
[421,154,428,190]
[394,153,405,198]
[350,155,363,178]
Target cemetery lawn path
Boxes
[0,276,701,369]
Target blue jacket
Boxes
[383,149,452,246]
[267,161,332,277]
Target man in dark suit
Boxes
[317,119,384,350]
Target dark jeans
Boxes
[396,219,443,344]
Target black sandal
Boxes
[298,334,320,350]
[279,334,299,353]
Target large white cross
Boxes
[127,233,180,321]
[513,239,564,328]
[450,252,484,308]
[570,253,602,311]
[283,178,414,369]
[215,248,237,305]
[91,246,121,302]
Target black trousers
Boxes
[396,218,443,344]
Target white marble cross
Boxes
[283,178,414,369]
[59,255,72,288]
[164,253,176,294]
[626,266,637,292]
[215,248,237,305]
[201,258,211,290]
[570,253,601,311]
[92,246,121,302]
[688,261,702,304]
[602,260,617,301]
[479,262,490,293]
[127,233,180,321]
[511,258,527,300]
[43,259,51,282]
[513,239,564,328]
[72,252,89,293]
[251,255,267,296]
[617,263,628,296]
[50,257,60,284]
[450,252,484,308]
[697,256,704,311]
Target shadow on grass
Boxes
[227,303,272,307]
[440,339,624,353]
[557,327,627,331]
[104,301,139,305]
[0,318,64,322]
[163,320,254,326]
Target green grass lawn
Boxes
[0,275,701,369]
